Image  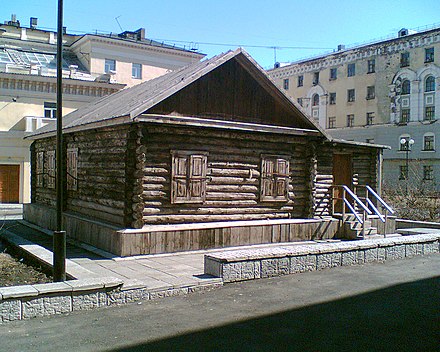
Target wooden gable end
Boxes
[147,58,314,130]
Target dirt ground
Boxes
[0,251,51,287]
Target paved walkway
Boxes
[0,220,324,289]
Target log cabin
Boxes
[24,49,388,256]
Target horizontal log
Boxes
[209,176,259,185]
[206,192,258,200]
[209,168,260,178]
[142,213,290,224]
[205,184,258,193]
[143,167,168,175]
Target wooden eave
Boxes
[136,114,322,137]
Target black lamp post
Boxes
[400,137,414,194]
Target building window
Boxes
[400,52,410,67]
[347,89,355,102]
[297,75,303,87]
[347,114,354,127]
[132,63,142,79]
[171,151,208,204]
[283,78,289,90]
[297,98,303,106]
[67,148,78,191]
[423,165,434,180]
[104,59,116,73]
[366,112,375,125]
[401,109,410,123]
[46,150,56,189]
[367,59,375,73]
[327,116,336,129]
[425,47,434,63]
[36,151,44,187]
[423,134,435,151]
[399,165,408,180]
[44,102,57,118]
[366,86,375,100]
[312,94,319,106]
[425,106,435,121]
[329,68,337,80]
[260,155,290,202]
[401,80,411,95]
[425,76,435,92]
[312,72,319,85]
[329,92,336,105]
[347,63,355,77]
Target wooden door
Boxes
[0,165,20,203]
[332,154,352,213]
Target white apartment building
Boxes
[0,15,204,204]
[269,26,440,191]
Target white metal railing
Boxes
[331,184,394,238]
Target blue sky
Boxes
[2,1,440,68]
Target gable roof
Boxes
[28,48,328,139]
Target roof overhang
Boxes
[328,138,391,150]
[136,114,323,137]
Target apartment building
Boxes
[0,15,204,204]
[269,26,440,191]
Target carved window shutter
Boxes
[46,150,56,189]
[36,151,44,187]
[261,155,290,201]
[67,148,78,191]
[171,151,208,204]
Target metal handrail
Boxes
[365,185,395,215]
[366,198,385,223]
[343,198,363,224]
[341,185,372,215]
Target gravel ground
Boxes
[0,244,51,287]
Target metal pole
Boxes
[405,144,409,194]
[54,0,66,282]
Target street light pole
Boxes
[400,137,414,194]
[54,0,66,282]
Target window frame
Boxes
[366,112,375,126]
[347,114,354,127]
[425,47,434,63]
[327,116,336,129]
[347,89,355,102]
[283,78,289,90]
[132,63,142,79]
[367,59,375,73]
[44,102,57,118]
[401,108,410,123]
[260,155,290,202]
[170,150,208,204]
[423,134,435,151]
[400,52,410,67]
[329,92,336,105]
[67,148,78,191]
[424,106,435,121]
[297,75,303,87]
[46,150,56,189]
[312,72,319,85]
[329,68,337,80]
[425,76,435,92]
[401,80,411,95]
[104,59,116,73]
[347,63,355,77]
[366,86,375,100]
[423,165,434,180]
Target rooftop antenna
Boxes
[115,16,123,32]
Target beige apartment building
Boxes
[0,15,204,204]
[269,26,440,191]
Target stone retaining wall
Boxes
[0,277,222,324]
[204,234,440,283]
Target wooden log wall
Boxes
[134,124,315,226]
[31,126,134,226]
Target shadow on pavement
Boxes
[113,276,440,352]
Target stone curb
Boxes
[204,234,440,283]
[0,276,222,323]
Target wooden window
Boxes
[171,151,208,204]
[366,112,375,125]
[260,155,290,202]
[46,150,56,189]
[347,114,354,127]
[327,116,336,129]
[297,75,303,87]
[329,92,336,105]
[425,106,435,121]
[366,86,375,99]
[36,151,44,187]
[423,134,435,151]
[423,165,434,180]
[283,78,289,90]
[347,89,355,102]
[329,68,337,80]
[67,148,78,191]
[312,72,319,85]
